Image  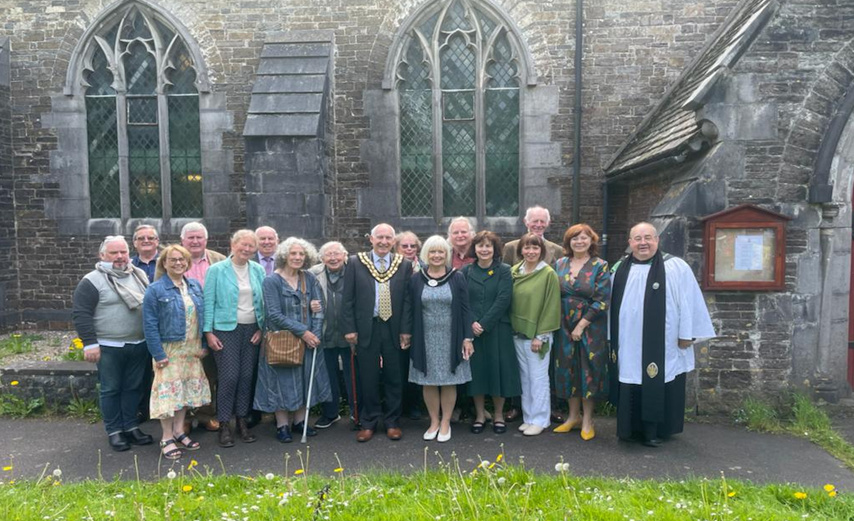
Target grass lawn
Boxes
[1,455,851,521]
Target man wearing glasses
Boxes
[131,225,160,283]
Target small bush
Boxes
[0,334,43,359]
[66,395,101,423]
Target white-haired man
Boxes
[180,222,226,288]
[447,217,476,269]
[502,206,563,265]
[342,223,412,442]
[610,222,715,447]
[72,235,153,452]
[254,226,279,276]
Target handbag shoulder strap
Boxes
[299,271,307,322]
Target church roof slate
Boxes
[243,31,333,138]
[604,0,777,178]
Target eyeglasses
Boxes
[167,258,188,264]
[135,236,159,241]
[399,244,418,249]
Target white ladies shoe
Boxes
[523,425,545,436]
[437,427,452,443]
[518,423,530,432]
[423,428,439,441]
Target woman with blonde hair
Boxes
[143,244,210,459]
[203,230,266,447]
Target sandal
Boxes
[492,421,507,434]
[159,439,182,460]
[175,433,201,451]
[470,421,485,434]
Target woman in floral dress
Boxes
[552,224,611,441]
[143,245,211,459]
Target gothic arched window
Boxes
[83,4,202,219]
[395,0,521,220]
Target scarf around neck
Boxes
[95,262,149,310]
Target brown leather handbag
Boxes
[263,273,307,367]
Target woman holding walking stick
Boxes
[254,237,331,443]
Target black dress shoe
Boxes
[108,433,131,452]
[123,428,153,445]
[643,437,663,448]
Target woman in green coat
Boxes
[510,233,561,436]
[463,231,521,435]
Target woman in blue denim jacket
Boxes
[254,237,331,443]
[142,245,211,460]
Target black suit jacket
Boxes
[341,252,412,347]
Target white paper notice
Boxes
[734,235,764,271]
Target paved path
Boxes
[2,416,853,488]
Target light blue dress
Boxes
[409,283,472,386]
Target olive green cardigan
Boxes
[510,262,561,340]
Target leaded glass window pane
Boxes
[442,121,475,216]
[86,48,119,218]
[440,35,475,89]
[168,95,203,218]
[443,91,474,120]
[86,96,120,218]
[126,43,156,95]
[485,89,519,216]
[441,0,472,32]
[128,125,162,217]
[167,42,197,95]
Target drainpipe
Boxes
[571,0,583,225]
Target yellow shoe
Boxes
[580,426,595,441]
[553,419,580,433]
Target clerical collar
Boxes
[421,268,455,287]
[630,255,654,265]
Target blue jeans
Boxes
[97,342,149,434]
[321,347,358,419]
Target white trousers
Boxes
[513,335,552,428]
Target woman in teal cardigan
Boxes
[203,229,266,448]
[510,233,561,436]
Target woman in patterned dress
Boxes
[405,235,474,443]
[143,245,211,460]
[254,237,331,443]
[552,224,611,440]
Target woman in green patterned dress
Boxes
[552,224,611,441]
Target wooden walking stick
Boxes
[350,344,359,429]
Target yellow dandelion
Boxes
[294,469,304,475]
[727,491,736,498]
[12,333,21,338]
[10,381,18,386]
[188,460,198,470]
[829,490,837,498]
[496,454,503,462]
[823,484,835,492]
[793,492,807,500]
[182,485,193,492]
[333,467,344,473]
[2,466,12,472]
[72,338,84,349]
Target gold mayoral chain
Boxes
[357,252,404,283]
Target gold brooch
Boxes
[646,362,659,379]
